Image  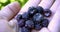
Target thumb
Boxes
[0,19,15,32]
[8,19,18,32]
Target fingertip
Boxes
[8,19,18,32]
[8,19,18,28]
[8,1,20,14]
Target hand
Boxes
[0,2,20,32]
[0,0,60,32]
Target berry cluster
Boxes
[16,6,52,32]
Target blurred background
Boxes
[0,0,28,10]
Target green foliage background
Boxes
[0,0,28,10]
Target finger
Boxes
[8,19,17,28]
[17,0,41,15]
[0,2,20,21]
[38,0,55,9]
[39,27,50,32]
[0,19,14,32]
[49,0,60,21]
[8,19,18,32]
[48,6,60,32]
[50,0,60,13]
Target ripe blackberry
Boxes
[18,19,25,27]
[43,9,52,17]
[41,19,49,27]
[28,7,38,18]
[33,13,43,23]
[25,20,34,29]
[17,6,51,32]
[34,23,42,30]
[22,12,29,20]
[21,27,31,32]
[16,14,22,21]
[36,6,44,14]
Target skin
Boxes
[0,0,60,32]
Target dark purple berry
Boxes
[18,19,25,27]
[28,7,38,18]
[16,14,22,21]
[25,20,34,29]
[17,6,51,32]
[43,9,52,17]
[33,13,43,22]
[22,12,29,20]
[21,27,31,32]
[36,6,44,14]
[34,23,42,30]
[41,19,49,27]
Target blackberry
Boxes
[21,27,31,32]
[17,6,51,32]
[22,12,29,20]
[33,13,43,23]
[41,19,49,27]
[18,19,25,27]
[25,20,34,29]
[34,23,42,30]
[36,6,44,14]
[16,14,22,21]
[28,7,38,18]
[43,9,52,17]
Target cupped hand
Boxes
[0,0,60,32]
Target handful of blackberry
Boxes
[16,6,52,32]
